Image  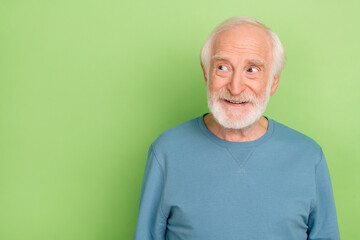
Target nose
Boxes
[227,71,246,96]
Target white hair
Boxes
[200,16,286,80]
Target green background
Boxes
[0,0,359,239]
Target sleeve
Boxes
[134,145,167,240]
[307,152,340,240]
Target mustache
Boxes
[215,89,257,102]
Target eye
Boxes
[247,67,259,73]
[218,65,228,71]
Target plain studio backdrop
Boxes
[0,0,359,239]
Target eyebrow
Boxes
[212,54,267,70]
[212,54,230,61]
[248,59,267,69]
[212,54,266,66]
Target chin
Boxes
[212,106,263,130]
[207,91,269,130]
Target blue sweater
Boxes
[134,116,340,240]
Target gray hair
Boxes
[200,16,286,80]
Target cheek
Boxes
[208,76,229,91]
[249,79,269,95]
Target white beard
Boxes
[207,81,272,130]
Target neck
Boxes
[203,113,269,142]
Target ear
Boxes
[201,63,208,85]
[270,74,280,96]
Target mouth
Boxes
[224,99,248,105]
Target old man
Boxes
[134,16,340,240]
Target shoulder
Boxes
[270,119,323,157]
[151,116,203,153]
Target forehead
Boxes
[211,24,272,62]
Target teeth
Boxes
[227,99,246,104]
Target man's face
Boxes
[205,24,279,129]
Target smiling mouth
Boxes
[224,99,248,104]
